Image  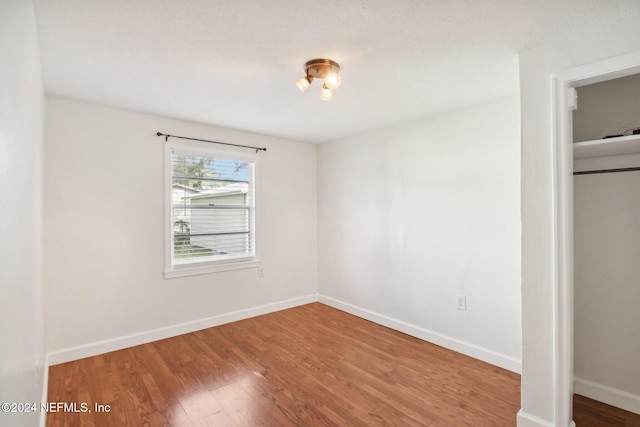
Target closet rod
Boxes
[573,166,640,176]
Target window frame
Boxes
[164,139,260,279]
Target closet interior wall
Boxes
[572,73,640,413]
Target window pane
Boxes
[171,152,254,265]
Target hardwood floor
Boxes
[47,303,520,426]
[573,394,640,426]
[47,302,640,426]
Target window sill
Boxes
[164,259,261,279]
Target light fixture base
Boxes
[304,58,340,80]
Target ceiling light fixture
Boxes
[295,58,341,101]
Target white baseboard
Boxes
[47,293,522,374]
[516,410,554,427]
[317,294,521,373]
[47,294,317,365]
[516,410,576,427]
[574,376,640,415]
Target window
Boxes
[165,142,258,277]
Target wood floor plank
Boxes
[46,303,636,426]
[573,394,640,426]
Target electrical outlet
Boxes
[456,295,467,311]
[258,268,264,278]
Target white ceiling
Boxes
[33,0,640,143]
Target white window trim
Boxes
[164,259,261,279]
[164,139,260,279]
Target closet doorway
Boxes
[571,73,640,417]
[550,52,640,426]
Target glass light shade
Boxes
[295,76,311,93]
[324,72,341,89]
[320,86,334,101]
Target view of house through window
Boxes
[171,149,255,266]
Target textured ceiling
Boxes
[33,0,640,143]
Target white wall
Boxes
[317,96,522,371]
[519,12,640,426]
[44,98,317,360]
[573,73,640,142]
[0,1,46,426]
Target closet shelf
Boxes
[573,134,640,159]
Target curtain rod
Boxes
[574,166,640,176]
[156,132,267,152]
